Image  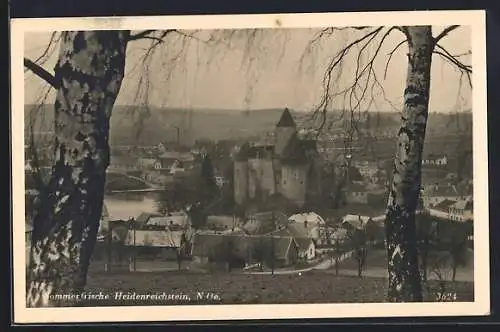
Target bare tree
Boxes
[349,228,368,277]
[300,25,471,302]
[175,225,194,271]
[24,29,214,307]
[24,31,130,307]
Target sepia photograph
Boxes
[11,10,489,323]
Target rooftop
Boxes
[276,108,296,128]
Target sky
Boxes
[24,26,472,113]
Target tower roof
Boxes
[276,108,296,128]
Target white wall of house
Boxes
[449,208,473,222]
[306,242,316,260]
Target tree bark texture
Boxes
[385,26,433,302]
[26,31,129,307]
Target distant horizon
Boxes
[23,103,473,114]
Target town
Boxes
[24,107,474,283]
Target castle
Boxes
[233,108,322,208]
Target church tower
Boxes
[274,108,297,157]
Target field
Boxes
[336,249,474,282]
[78,270,474,306]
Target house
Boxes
[243,210,288,235]
[135,212,163,228]
[144,171,174,185]
[429,198,458,219]
[345,182,369,204]
[288,212,326,226]
[256,235,299,268]
[448,197,473,222]
[294,237,316,260]
[345,182,387,206]
[190,233,253,268]
[268,223,317,260]
[169,160,186,175]
[190,234,298,268]
[147,211,190,229]
[137,157,158,170]
[154,153,195,171]
[157,141,181,154]
[331,227,349,244]
[286,221,319,240]
[420,184,463,208]
[340,215,382,246]
[124,228,194,261]
[109,155,139,172]
[124,229,188,248]
[353,160,379,180]
[341,214,373,231]
[422,154,448,166]
[314,226,348,248]
[206,215,243,232]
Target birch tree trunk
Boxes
[26,31,129,307]
[385,26,433,302]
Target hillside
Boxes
[24,104,472,147]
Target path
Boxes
[243,249,358,275]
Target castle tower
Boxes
[274,108,297,157]
[233,144,250,206]
[279,134,309,207]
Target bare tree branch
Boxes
[24,58,59,88]
[314,27,383,129]
[384,39,408,80]
[314,26,403,137]
[32,32,60,66]
[128,30,158,41]
[433,25,461,45]
[433,43,472,87]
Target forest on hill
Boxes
[24,104,472,147]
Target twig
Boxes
[433,47,472,87]
[384,39,408,80]
[434,44,472,71]
[27,32,60,71]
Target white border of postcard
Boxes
[11,10,489,323]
